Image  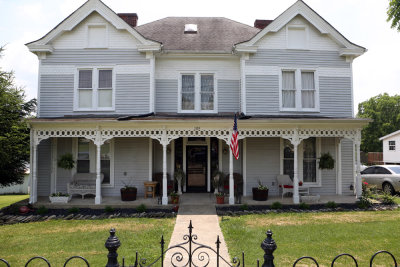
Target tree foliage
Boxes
[357,93,400,152]
[0,48,36,187]
[387,0,400,31]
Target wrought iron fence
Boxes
[1,221,398,266]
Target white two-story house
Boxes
[26,0,368,205]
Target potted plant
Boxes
[252,180,269,201]
[215,191,225,204]
[170,191,179,204]
[174,167,185,195]
[57,153,75,170]
[120,179,137,201]
[49,192,71,203]
[212,170,225,194]
[319,152,335,170]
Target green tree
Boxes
[357,93,400,152]
[0,48,36,187]
[387,0,400,31]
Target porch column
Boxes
[336,138,342,195]
[95,143,102,204]
[162,143,168,205]
[243,138,247,197]
[229,144,234,205]
[355,141,362,198]
[291,137,301,204]
[149,138,153,182]
[32,143,38,203]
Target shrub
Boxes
[271,202,282,210]
[240,203,249,211]
[136,204,146,213]
[104,206,115,213]
[357,196,372,209]
[299,202,310,210]
[36,206,48,215]
[68,207,80,214]
[362,181,372,198]
[381,193,396,205]
[326,201,337,209]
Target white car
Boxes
[361,165,400,195]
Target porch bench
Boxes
[67,173,104,199]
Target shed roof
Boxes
[379,129,400,141]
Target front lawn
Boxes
[0,218,175,266]
[0,194,29,209]
[220,210,400,266]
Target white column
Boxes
[243,138,247,197]
[170,140,175,181]
[162,143,168,205]
[149,138,153,181]
[32,144,38,203]
[29,130,34,204]
[229,144,234,205]
[336,138,342,195]
[95,143,102,204]
[50,138,57,194]
[292,141,300,204]
[355,141,362,198]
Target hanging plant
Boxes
[57,153,75,170]
[318,152,335,170]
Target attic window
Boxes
[184,24,198,34]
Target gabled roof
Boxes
[135,17,260,53]
[379,130,400,141]
[235,0,366,57]
[26,0,160,54]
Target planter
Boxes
[171,195,180,204]
[252,188,269,201]
[216,196,225,204]
[49,196,71,203]
[120,187,137,201]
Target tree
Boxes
[387,0,400,31]
[0,48,36,187]
[357,93,400,152]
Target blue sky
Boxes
[1,0,400,114]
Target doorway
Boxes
[186,146,207,192]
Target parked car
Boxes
[360,165,400,195]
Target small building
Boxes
[380,130,400,164]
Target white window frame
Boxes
[286,24,309,50]
[279,67,320,112]
[279,137,321,187]
[86,23,108,49]
[178,72,218,113]
[389,140,396,151]
[75,138,115,188]
[74,66,116,111]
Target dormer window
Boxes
[287,25,308,49]
[184,24,198,34]
[87,24,107,48]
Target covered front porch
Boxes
[28,116,368,206]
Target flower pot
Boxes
[216,196,225,204]
[49,196,71,203]
[171,195,179,204]
[120,187,137,201]
[252,188,269,201]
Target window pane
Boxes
[79,89,92,108]
[282,90,295,108]
[98,89,112,108]
[182,93,195,110]
[101,160,110,184]
[99,70,112,88]
[101,142,110,160]
[200,75,214,110]
[302,90,315,108]
[284,159,294,179]
[301,72,315,89]
[282,71,295,89]
[78,138,90,173]
[182,75,195,110]
[201,75,214,92]
[303,160,316,182]
[201,93,214,110]
[77,160,90,173]
[182,75,195,92]
[79,70,92,88]
[303,138,316,159]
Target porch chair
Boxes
[153,173,174,196]
[276,174,293,199]
[223,173,243,196]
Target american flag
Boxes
[230,114,239,160]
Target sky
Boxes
[1,0,400,115]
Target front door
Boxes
[186,146,207,192]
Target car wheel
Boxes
[382,182,395,195]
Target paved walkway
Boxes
[164,193,231,266]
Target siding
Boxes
[56,138,73,193]
[341,139,354,196]
[37,139,51,196]
[218,80,240,113]
[155,79,178,113]
[42,49,149,65]
[247,49,350,68]
[246,75,279,115]
[115,74,150,114]
[319,77,352,117]
[246,138,280,196]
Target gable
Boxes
[52,12,142,49]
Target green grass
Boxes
[220,210,400,266]
[0,218,175,266]
[0,194,29,209]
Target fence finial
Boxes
[261,230,277,267]
[105,228,121,267]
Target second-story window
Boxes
[180,73,216,113]
[76,68,114,111]
[280,69,318,112]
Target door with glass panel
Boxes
[186,146,207,192]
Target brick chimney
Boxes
[254,19,273,30]
[118,13,138,27]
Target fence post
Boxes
[261,230,277,267]
[105,228,121,267]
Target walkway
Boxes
[164,193,231,266]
